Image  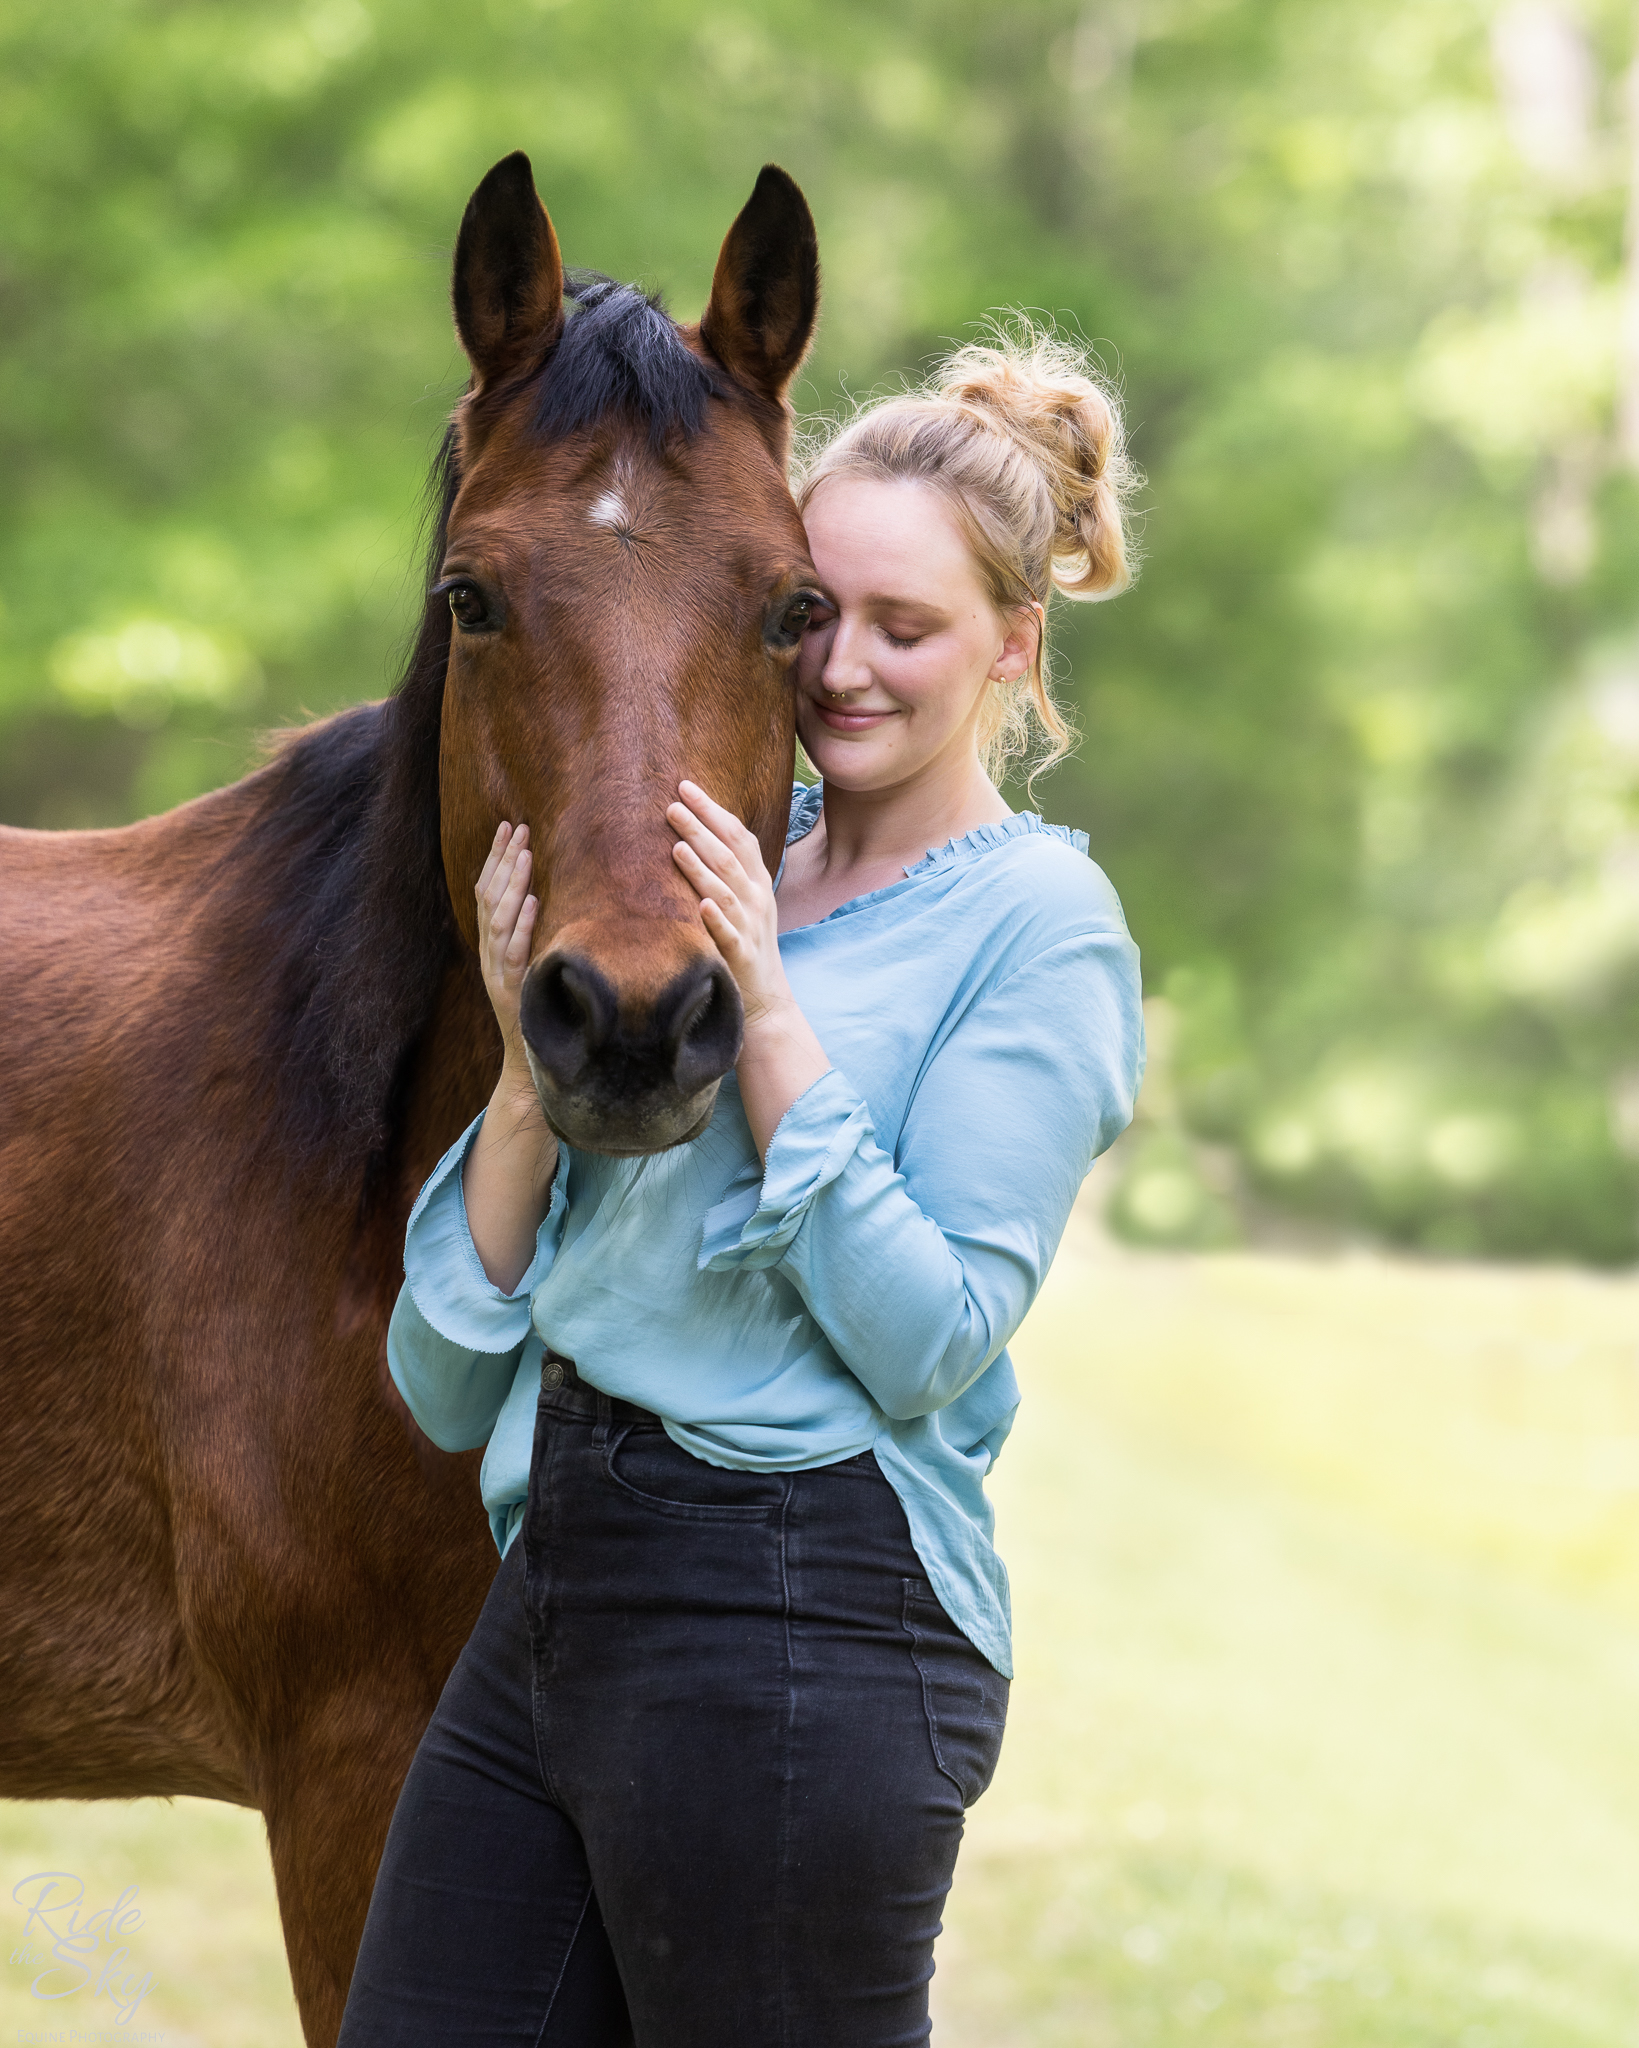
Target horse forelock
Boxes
[528,273,726,448]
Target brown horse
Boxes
[0,152,819,2043]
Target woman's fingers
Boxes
[666,797,733,862]
[482,855,514,942]
[479,823,528,911]
[667,799,750,894]
[475,820,512,905]
[476,822,522,921]
[674,782,772,892]
[667,785,781,993]
[670,836,740,910]
[472,822,539,1060]
[503,893,538,974]
[491,843,530,923]
[473,822,537,999]
[677,779,753,849]
[698,896,745,956]
[674,785,792,1025]
[489,853,533,974]
[674,782,749,851]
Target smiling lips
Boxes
[812,699,895,732]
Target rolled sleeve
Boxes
[698,1069,871,1270]
[402,1112,565,1349]
[386,1111,567,1453]
[700,926,1143,1423]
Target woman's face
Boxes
[795,477,1037,794]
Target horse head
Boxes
[436,154,820,1156]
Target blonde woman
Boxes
[339,327,1145,2047]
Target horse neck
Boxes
[318,892,499,1347]
[239,674,460,1182]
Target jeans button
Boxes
[541,1356,565,1390]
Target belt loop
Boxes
[593,1388,613,1449]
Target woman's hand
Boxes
[475,820,540,1100]
[465,820,558,1290]
[667,783,790,1024]
[668,781,830,1159]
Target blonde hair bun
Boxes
[796,314,1140,789]
[937,324,1135,600]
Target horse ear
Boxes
[452,152,565,392]
[700,165,819,406]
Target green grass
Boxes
[935,1217,1639,2046]
[0,1794,299,2045]
[5,1215,1637,2045]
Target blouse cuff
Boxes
[698,1067,873,1272]
[403,1110,567,1350]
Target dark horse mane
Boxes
[248,275,719,1203]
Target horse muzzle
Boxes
[518,935,744,1155]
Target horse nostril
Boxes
[520,954,617,1089]
[521,952,743,1111]
[665,962,744,1096]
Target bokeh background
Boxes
[3,2,1637,2044]
[6,0,1639,1259]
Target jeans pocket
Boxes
[902,1580,1010,1808]
[602,1424,787,1519]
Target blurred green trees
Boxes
[3,0,1636,1260]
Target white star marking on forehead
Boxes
[588,491,628,530]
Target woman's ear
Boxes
[989,606,1042,683]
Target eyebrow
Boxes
[859,593,949,617]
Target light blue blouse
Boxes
[387,783,1144,1676]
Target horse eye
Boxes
[769,592,824,650]
[447,583,489,630]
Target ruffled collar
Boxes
[776,780,1088,921]
[902,811,1090,874]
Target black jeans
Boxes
[337,1363,1009,2047]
